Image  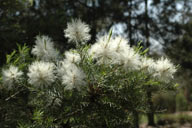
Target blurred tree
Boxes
[1,0,189,64]
[0,0,29,65]
[166,21,192,106]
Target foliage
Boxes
[166,21,192,111]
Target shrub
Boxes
[0,19,177,128]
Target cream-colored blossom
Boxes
[140,57,156,74]
[89,35,114,64]
[153,57,177,82]
[64,50,81,64]
[2,65,23,88]
[31,35,59,61]
[64,19,91,45]
[27,61,56,87]
[109,36,131,64]
[61,63,86,90]
[122,48,141,70]
[56,60,69,77]
[89,35,141,69]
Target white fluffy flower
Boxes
[140,57,156,74]
[153,57,177,82]
[89,35,114,64]
[56,60,70,77]
[110,37,141,70]
[2,66,23,88]
[122,48,141,70]
[56,54,80,78]
[31,35,59,61]
[64,50,81,64]
[110,36,130,54]
[56,60,78,79]
[109,36,132,64]
[61,63,86,90]
[27,61,56,87]
[64,19,91,45]
[89,35,137,66]
[89,35,141,70]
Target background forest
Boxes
[1,0,192,128]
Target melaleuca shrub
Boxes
[0,19,178,128]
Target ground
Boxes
[140,112,192,128]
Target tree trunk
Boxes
[90,0,97,42]
[145,0,150,48]
[133,110,139,128]
[145,0,154,125]
[147,90,155,126]
[128,0,133,46]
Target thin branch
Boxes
[5,88,25,101]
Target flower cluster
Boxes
[1,18,177,90]
[139,57,177,82]
[57,53,86,90]
[89,35,141,70]
[89,35,176,82]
